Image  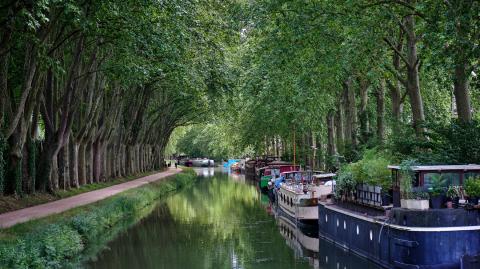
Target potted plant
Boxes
[465,177,480,205]
[400,172,413,209]
[410,190,430,210]
[446,186,460,209]
[428,174,446,209]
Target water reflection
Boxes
[86,169,312,269]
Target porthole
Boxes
[325,256,328,264]
[325,214,328,222]
[336,219,339,227]
[343,220,346,230]
[369,230,373,241]
[356,225,359,235]
[337,262,340,269]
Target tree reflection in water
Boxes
[86,174,312,269]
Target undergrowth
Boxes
[0,168,196,269]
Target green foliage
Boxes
[0,171,196,268]
[446,185,461,199]
[334,171,355,199]
[391,121,480,165]
[339,148,392,191]
[399,159,418,199]
[411,190,429,200]
[464,177,480,198]
[427,174,447,197]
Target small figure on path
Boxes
[175,161,178,169]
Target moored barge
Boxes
[318,164,480,269]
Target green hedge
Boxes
[0,169,196,269]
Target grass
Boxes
[0,170,162,214]
[0,168,197,269]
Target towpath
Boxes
[0,168,181,229]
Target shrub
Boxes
[464,177,480,198]
[340,148,392,192]
[334,171,355,199]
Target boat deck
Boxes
[321,201,388,222]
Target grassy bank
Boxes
[0,170,163,214]
[0,168,197,269]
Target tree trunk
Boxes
[87,141,93,184]
[335,103,344,154]
[78,142,86,185]
[326,110,336,159]
[343,77,357,146]
[71,141,80,188]
[358,78,369,143]
[405,9,425,136]
[50,154,59,190]
[93,139,101,183]
[0,53,8,129]
[453,62,472,123]
[376,80,385,144]
[62,138,70,189]
[387,80,403,127]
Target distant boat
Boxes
[191,158,214,167]
[258,161,300,192]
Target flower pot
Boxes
[430,196,444,209]
[410,199,429,210]
[446,201,453,209]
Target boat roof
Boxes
[282,171,308,175]
[313,173,336,178]
[268,161,294,165]
[388,164,480,171]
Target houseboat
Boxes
[278,171,335,223]
[191,158,214,167]
[258,161,299,192]
[318,164,480,269]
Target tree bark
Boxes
[343,77,357,146]
[61,137,70,190]
[79,142,86,185]
[453,62,472,123]
[50,154,59,190]
[87,141,93,184]
[93,139,101,183]
[376,80,385,144]
[71,141,79,188]
[358,77,369,143]
[326,110,336,158]
[335,100,344,154]
[405,8,425,136]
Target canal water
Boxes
[84,168,381,269]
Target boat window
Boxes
[424,172,460,188]
[465,172,480,181]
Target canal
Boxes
[84,168,381,269]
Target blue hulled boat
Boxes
[318,164,480,269]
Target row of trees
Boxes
[0,0,237,195]
[202,0,479,169]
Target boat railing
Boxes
[355,184,384,207]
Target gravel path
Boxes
[0,168,181,229]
